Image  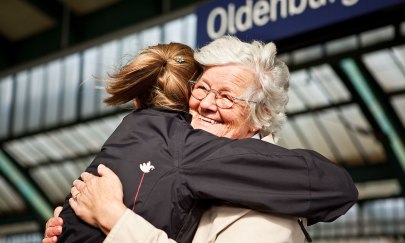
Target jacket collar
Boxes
[138,108,192,123]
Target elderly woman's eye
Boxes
[197,85,209,91]
[222,94,234,101]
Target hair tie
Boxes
[175,56,185,63]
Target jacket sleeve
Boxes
[196,206,306,243]
[181,134,358,226]
[104,209,178,243]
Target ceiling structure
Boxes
[0,0,404,239]
[0,0,206,73]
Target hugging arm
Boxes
[182,137,358,225]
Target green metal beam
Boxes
[0,150,53,220]
[340,58,405,184]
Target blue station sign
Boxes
[196,0,405,46]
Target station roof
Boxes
[0,0,404,236]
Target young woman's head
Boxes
[104,43,202,112]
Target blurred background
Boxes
[0,0,404,242]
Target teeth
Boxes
[199,115,218,124]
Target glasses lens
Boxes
[191,86,234,109]
[192,88,206,100]
[216,95,233,109]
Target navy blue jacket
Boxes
[59,108,358,243]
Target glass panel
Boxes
[76,156,94,171]
[139,27,161,47]
[47,132,76,158]
[72,125,103,151]
[62,53,80,123]
[47,165,72,197]
[59,129,91,155]
[22,138,49,164]
[33,134,65,162]
[285,89,306,113]
[81,47,99,118]
[292,44,323,64]
[341,105,385,163]
[325,35,358,55]
[290,70,330,108]
[103,113,127,131]
[318,109,363,165]
[391,95,405,127]
[13,71,29,136]
[163,18,184,43]
[88,120,115,142]
[310,64,351,102]
[44,59,63,127]
[0,76,13,139]
[121,33,139,64]
[360,25,395,47]
[392,44,405,73]
[61,161,83,182]
[182,14,197,49]
[3,141,33,167]
[294,114,336,162]
[0,176,25,211]
[27,66,45,131]
[277,121,306,149]
[3,232,43,243]
[98,40,120,113]
[30,167,66,203]
[363,49,405,92]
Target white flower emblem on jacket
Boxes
[140,161,155,173]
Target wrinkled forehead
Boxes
[200,65,256,92]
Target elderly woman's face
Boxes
[189,65,258,139]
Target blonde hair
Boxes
[104,43,202,112]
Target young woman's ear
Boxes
[133,97,141,109]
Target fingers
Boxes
[97,164,108,176]
[69,198,78,213]
[54,206,63,217]
[81,172,95,182]
[46,216,63,228]
[42,235,58,243]
[44,216,63,239]
[71,186,80,200]
[44,225,62,237]
[98,164,117,179]
[73,179,85,192]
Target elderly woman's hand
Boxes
[43,207,63,243]
[69,164,127,234]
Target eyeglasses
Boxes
[190,81,257,109]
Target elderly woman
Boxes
[44,36,357,243]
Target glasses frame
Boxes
[189,80,257,109]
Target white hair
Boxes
[194,35,289,141]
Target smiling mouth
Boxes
[198,115,221,124]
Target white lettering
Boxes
[309,0,327,9]
[253,1,270,26]
[271,0,288,22]
[289,0,307,16]
[342,0,359,6]
[235,0,253,31]
[207,7,228,39]
[205,0,361,40]
[228,3,237,34]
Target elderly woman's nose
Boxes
[199,92,218,111]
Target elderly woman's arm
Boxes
[70,164,177,243]
[103,209,177,243]
[72,165,306,243]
